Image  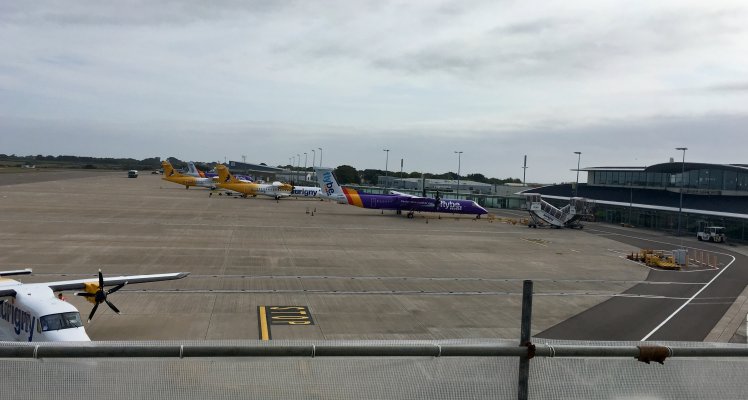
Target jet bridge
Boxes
[523,194,593,229]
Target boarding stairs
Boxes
[523,194,592,229]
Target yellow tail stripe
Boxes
[344,188,364,208]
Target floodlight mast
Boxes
[676,147,688,238]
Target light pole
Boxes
[399,158,403,189]
[574,151,582,197]
[383,149,390,189]
[318,147,322,167]
[455,151,463,197]
[311,149,316,169]
[676,147,688,236]
[303,152,308,181]
[297,153,301,183]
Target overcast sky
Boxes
[1,1,746,183]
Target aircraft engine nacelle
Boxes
[82,281,100,304]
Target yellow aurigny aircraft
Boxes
[161,161,216,189]
[0,268,188,342]
[215,165,293,199]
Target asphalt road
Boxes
[2,171,744,342]
[535,223,746,341]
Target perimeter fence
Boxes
[3,280,746,399]
[1,339,747,399]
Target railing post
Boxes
[518,280,534,400]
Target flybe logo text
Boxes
[440,201,463,211]
[0,301,36,340]
[322,172,336,195]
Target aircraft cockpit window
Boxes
[40,312,83,331]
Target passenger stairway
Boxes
[523,194,593,228]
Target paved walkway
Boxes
[705,284,748,343]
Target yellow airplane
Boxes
[161,161,216,189]
[215,164,293,199]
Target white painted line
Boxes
[641,254,736,341]
[583,227,740,341]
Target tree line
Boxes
[329,165,521,186]
[0,154,521,184]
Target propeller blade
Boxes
[75,292,96,298]
[107,282,127,295]
[88,303,100,322]
[98,269,104,288]
[105,300,120,314]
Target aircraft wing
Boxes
[389,190,421,198]
[33,272,189,292]
[0,268,32,277]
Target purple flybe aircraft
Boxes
[315,167,488,218]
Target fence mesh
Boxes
[1,339,746,400]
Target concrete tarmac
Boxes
[1,170,738,342]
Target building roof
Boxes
[643,162,748,174]
[579,162,748,174]
[577,166,646,172]
[228,161,284,173]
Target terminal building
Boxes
[521,162,748,241]
[377,176,495,195]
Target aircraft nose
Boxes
[474,202,487,214]
[44,327,91,341]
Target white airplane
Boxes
[0,268,188,342]
[285,186,322,199]
[161,161,216,189]
[215,165,320,200]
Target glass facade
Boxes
[568,164,748,241]
[588,168,748,193]
[543,198,748,241]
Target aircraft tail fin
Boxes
[161,161,183,177]
[315,167,345,198]
[216,165,239,184]
[186,162,205,178]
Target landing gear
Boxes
[396,210,402,215]
[407,211,415,219]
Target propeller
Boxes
[75,269,127,322]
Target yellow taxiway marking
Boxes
[258,306,270,340]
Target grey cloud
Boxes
[0,1,300,26]
[370,39,616,78]
[490,18,569,36]
[702,82,748,93]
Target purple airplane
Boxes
[315,168,488,218]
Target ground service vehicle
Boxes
[697,226,726,242]
[127,170,138,178]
